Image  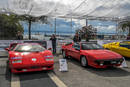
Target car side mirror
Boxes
[5,48,10,51]
[48,48,52,50]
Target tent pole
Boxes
[71,17,72,36]
[86,19,88,26]
[54,18,56,35]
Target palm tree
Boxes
[18,15,48,40]
[119,21,130,36]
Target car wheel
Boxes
[62,50,68,58]
[80,56,88,67]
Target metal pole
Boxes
[86,19,88,26]
[28,20,31,40]
[54,18,56,35]
[116,21,118,39]
[71,18,72,36]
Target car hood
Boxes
[84,50,122,60]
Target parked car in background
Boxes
[62,42,124,68]
[5,43,54,73]
[103,41,130,58]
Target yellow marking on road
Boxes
[48,72,67,87]
[11,74,20,87]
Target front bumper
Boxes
[10,64,54,73]
[93,58,124,68]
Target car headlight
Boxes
[95,60,104,66]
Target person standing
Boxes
[16,31,23,40]
[73,33,81,42]
[50,34,57,54]
[127,35,130,40]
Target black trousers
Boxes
[52,44,56,54]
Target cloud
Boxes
[1,0,130,18]
[96,25,116,34]
[0,0,8,8]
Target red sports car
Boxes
[5,43,54,73]
[62,42,124,68]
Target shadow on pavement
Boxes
[19,71,57,87]
[5,60,52,81]
[5,61,11,81]
[16,71,50,81]
[67,58,130,77]
[125,57,130,61]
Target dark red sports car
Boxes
[5,43,54,73]
[62,42,124,68]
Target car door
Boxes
[71,43,80,59]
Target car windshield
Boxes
[120,42,130,49]
[14,44,45,52]
[82,43,103,50]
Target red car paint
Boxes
[62,42,124,68]
[6,43,54,73]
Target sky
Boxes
[0,0,8,8]
[21,18,85,35]
[2,0,130,18]
[0,0,129,35]
[21,18,117,35]
[88,20,117,34]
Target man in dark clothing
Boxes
[73,33,81,42]
[50,34,57,54]
[127,35,130,40]
[16,31,23,40]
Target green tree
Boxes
[0,14,24,40]
[119,21,130,36]
[9,0,49,40]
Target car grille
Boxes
[95,59,124,65]
[30,66,40,69]
[104,60,118,65]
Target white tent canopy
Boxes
[2,0,130,20]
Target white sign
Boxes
[59,59,68,72]
[120,57,128,68]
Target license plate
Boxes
[42,67,47,70]
[22,69,27,71]
[111,61,117,64]
[31,66,39,69]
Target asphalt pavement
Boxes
[0,58,10,87]
[0,54,130,87]
[54,55,130,87]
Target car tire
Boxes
[80,56,88,67]
[62,50,68,59]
